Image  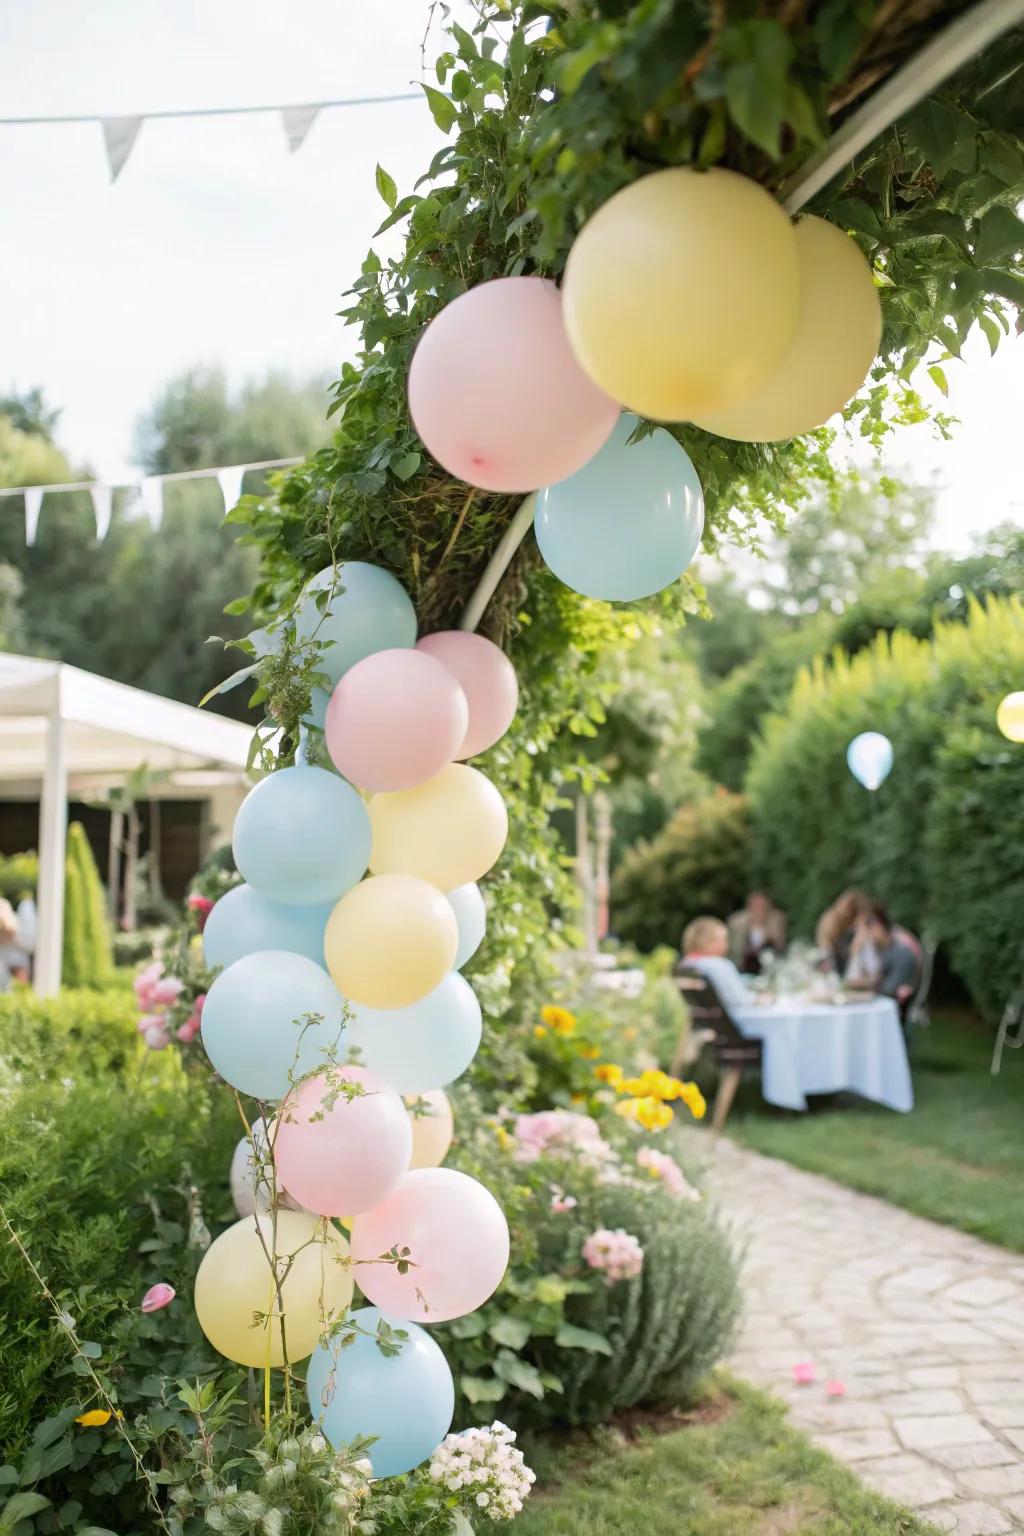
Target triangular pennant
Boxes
[216,465,247,515]
[101,116,143,181]
[280,105,319,154]
[138,476,164,531]
[89,484,113,541]
[23,486,44,547]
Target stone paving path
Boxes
[703,1137,1024,1535]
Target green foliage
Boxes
[0,849,38,904]
[746,596,1024,1017]
[0,986,137,1086]
[62,825,112,989]
[612,791,751,952]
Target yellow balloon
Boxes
[997,691,1024,743]
[406,1089,454,1169]
[690,216,882,442]
[194,1210,352,1368]
[562,166,799,421]
[368,764,508,889]
[324,873,458,1008]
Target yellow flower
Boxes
[570,1093,586,1105]
[635,1096,674,1132]
[622,1026,638,1042]
[75,1409,113,1427]
[679,1082,707,1120]
[595,1062,624,1088]
[493,1125,514,1150]
[614,1096,641,1122]
[579,1044,601,1061]
[540,1005,577,1036]
[533,1025,548,1039]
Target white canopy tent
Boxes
[0,654,254,994]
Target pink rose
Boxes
[187,894,214,933]
[141,1283,176,1313]
[149,976,183,1007]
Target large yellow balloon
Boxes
[368,764,508,889]
[194,1210,352,1368]
[997,691,1024,743]
[324,873,458,1008]
[562,166,799,421]
[406,1089,454,1169]
[690,216,882,442]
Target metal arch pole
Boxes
[457,0,1024,634]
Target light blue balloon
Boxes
[347,973,482,1094]
[202,950,346,1099]
[847,731,894,792]
[307,1306,454,1478]
[297,561,417,707]
[446,883,486,970]
[534,413,704,601]
[232,764,371,906]
[203,883,332,972]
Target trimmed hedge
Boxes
[611,790,751,953]
[62,822,113,988]
[746,596,1024,1018]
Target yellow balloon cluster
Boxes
[324,873,458,1009]
[193,1210,353,1367]
[997,691,1024,743]
[368,764,508,890]
[562,167,881,442]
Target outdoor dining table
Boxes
[731,991,914,1113]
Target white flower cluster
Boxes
[428,1420,536,1519]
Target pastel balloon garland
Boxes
[195,564,519,1478]
[407,170,881,603]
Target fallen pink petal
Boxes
[141,1283,176,1313]
[825,1379,846,1398]
[792,1361,816,1385]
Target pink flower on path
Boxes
[141,1283,176,1313]
[792,1362,816,1385]
[826,1380,846,1398]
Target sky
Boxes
[1,0,1021,555]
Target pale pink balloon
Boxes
[324,649,469,793]
[350,1167,509,1323]
[407,276,620,493]
[416,632,519,759]
[275,1065,412,1218]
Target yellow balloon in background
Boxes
[368,764,508,889]
[406,1089,455,1169]
[690,216,882,442]
[324,873,458,1008]
[194,1210,352,1368]
[997,691,1024,743]
[562,166,799,421]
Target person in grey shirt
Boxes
[847,902,920,1000]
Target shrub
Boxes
[0,848,38,904]
[611,790,751,953]
[62,823,113,988]
[0,986,138,1084]
[746,596,1024,1017]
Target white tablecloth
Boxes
[732,993,913,1113]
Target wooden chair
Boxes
[672,965,762,1133]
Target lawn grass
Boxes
[516,1380,936,1535]
[729,1010,1024,1252]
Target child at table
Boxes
[676,916,753,1015]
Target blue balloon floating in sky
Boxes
[202,950,346,1099]
[846,731,894,792]
[203,883,332,972]
[533,413,704,601]
[307,1306,455,1478]
[232,764,371,906]
[347,972,482,1094]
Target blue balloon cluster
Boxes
[232,764,371,906]
[203,883,332,971]
[533,413,704,601]
[347,972,482,1094]
[295,561,418,726]
[201,950,346,1099]
[307,1307,454,1478]
[447,882,486,970]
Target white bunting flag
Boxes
[89,484,113,541]
[101,116,143,181]
[138,476,164,531]
[24,487,44,547]
[280,105,319,154]
[216,465,247,516]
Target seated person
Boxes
[816,888,869,976]
[677,915,752,1015]
[845,902,920,1001]
[728,890,787,974]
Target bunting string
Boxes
[0,458,301,545]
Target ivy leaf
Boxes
[420,84,457,135]
[198,663,259,708]
[815,0,871,82]
[488,1315,532,1349]
[555,1323,614,1354]
[460,1374,507,1403]
[719,20,794,158]
[447,1312,488,1340]
[903,100,977,180]
[979,312,1002,354]
[374,164,397,212]
[829,198,882,240]
[0,1492,52,1527]
[389,451,421,482]
[974,206,1024,266]
[927,364,949,397]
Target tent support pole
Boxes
[35,705,68,996]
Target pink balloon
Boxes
[324,649,469,793]
[275,1065,412,1218]
[351,1168,509,1323]
[416,632,519,759]
[407,277,620,493]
